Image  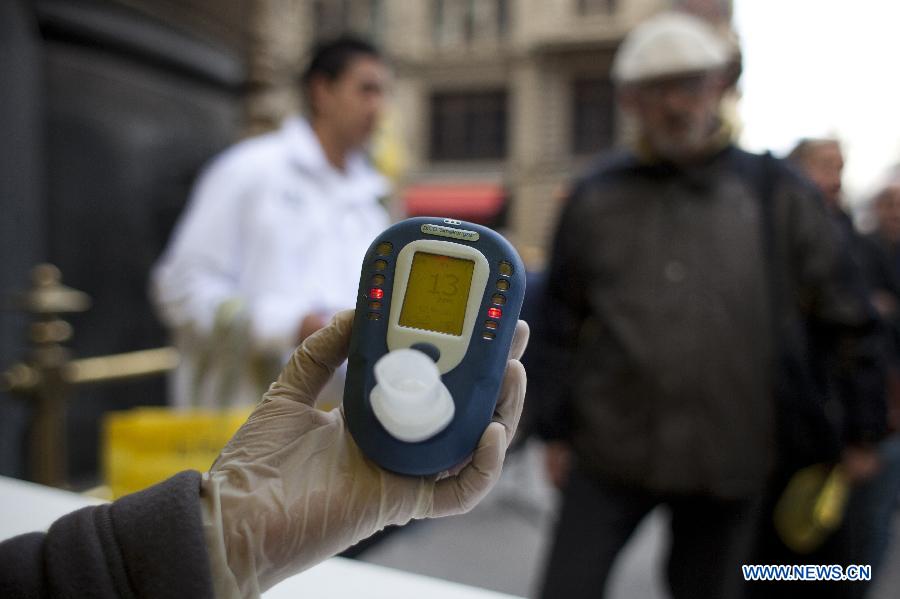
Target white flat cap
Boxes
[611,11,730,84]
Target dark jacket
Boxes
[0,471,214,598]
[862,230,900,362]
[536,146,884,499]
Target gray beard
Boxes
[647,123,712,163]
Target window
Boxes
[496,0,508,36]
[432,0,444,42]
[313,0,382,42]
[572,78,615,155]
[430,90,507,161]
[432,0,508,47]
[578,0,616,15]
[463,0,475,43]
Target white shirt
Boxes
[152,117,389,407]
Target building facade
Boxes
[283,0,673,262]
[206,0,734,261]
[384,0,672,262]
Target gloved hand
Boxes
[201,310,528,598]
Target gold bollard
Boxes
[3,264,178,488]
[3,264,90,486]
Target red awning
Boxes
[403,183,505,224]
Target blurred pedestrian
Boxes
[869,170,900,439]
[534,12,884,599]
[855,171,900,577]
[151,37,390,408]
[869,170,900,334]
[764,138,895,598]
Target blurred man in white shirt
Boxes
[152,37,390,407]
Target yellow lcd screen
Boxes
[399,252,475,336]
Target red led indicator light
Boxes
[369,288,384,300]
[487,307,502,319]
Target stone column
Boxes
[244,0,311,136]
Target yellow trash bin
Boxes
[103,407,251,499]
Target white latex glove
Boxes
[201,310,529,598]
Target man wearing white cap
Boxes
[535,11,884,599]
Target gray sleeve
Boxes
[0,471,214,599]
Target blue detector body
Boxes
[343,217,526,476]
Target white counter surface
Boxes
[0,475,521,598]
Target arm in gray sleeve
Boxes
[0,471,214,599]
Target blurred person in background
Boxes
[151,36,390,408]
[857,171,900,580]
[869,170,900,325]
[869,171,900,439]
[762,138,895,597]
[787,139,843,207]
[533,12,884,599]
